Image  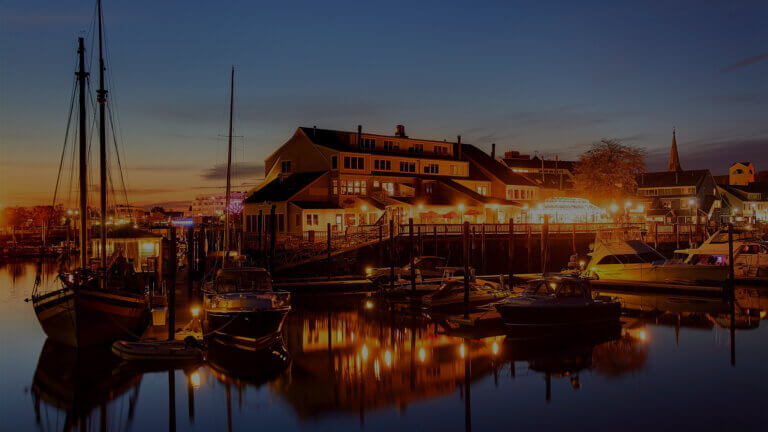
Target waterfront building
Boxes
[187,192,244,218]
[636,130,724,224]
[242,125,540,236]
[500,151,576,197]
[718,182,768,222]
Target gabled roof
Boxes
[298,127,456,161]
[637,170,711,189]
[501,156,575,171]
[244,171,325,204]
[460,144,537,187]
[290,201,341,209]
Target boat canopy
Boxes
[590,240,666,266]
[214,267,272,293]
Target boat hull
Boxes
[497,301,621,336]
[591,263,729,285]
[205,307,290,350]
[33,287,150,348]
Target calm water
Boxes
[1,260,767,432]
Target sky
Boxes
[1,0,767,209]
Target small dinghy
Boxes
[111,338,204,362]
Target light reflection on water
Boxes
[1,260,767,432]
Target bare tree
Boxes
[574,139,645,203]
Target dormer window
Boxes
[360,138,375,150]
[281,160,292,173]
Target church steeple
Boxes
[667,128,682,172]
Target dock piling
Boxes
[409,218,415,293]
[433,226,438,256]
[168,227,176,341]
[541,215,549,277]
[480,224,486,274]
[389,219,395,292]
[463,221,470,319]
[507,219,514,288]
[327,223,332,281]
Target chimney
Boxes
[395,124,406,137]
[357,125,362,146]
[457,135,462,160]
[491,143,496,159]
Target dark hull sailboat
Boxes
[33,284,150,347]
[32,2,150,348]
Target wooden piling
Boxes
[327,223,332,281]
[480,224,486,274]
[378,225,383,266]
[433,225,438,256]
[526,225,532,273]
[571,223,577,255]
[674,222,680,249]
[186,228,194,294]
[389,219,395,292]
[418,225,422,256]
[270,205,277,270]
[653,222,658,248]
[507,219,514,287]
[409,218,415,292]
[728,223,735,284]
[168,227,176,341]
[541,215,549,276]
[257,210,263,262]
[463,221,470,319]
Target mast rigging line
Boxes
[52,77,79,207]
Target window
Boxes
[477,185,488,196]
[360,138,375,150]
[374,160,391,171]
[343,156,365,170]
[338,180,367,195]
[383,140,398,152]
[450,165,461,175]
[332,179,338,195]
[400,161,416,173]
[434,145,448,155]
[331,156,338,169]
[424,164,439,174]
[281,160,292,173]
[425,184,433,195]
[410,143,424,154]
[335,214,342,225]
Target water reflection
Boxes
[5,256,766,431]
[31,340,143,432]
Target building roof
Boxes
[721,182,768,199]
[299,127,457,161]
[244,171,325,204]
[731,162,752,167]
[460,144,537,186]
[501,156,575,171]
[290,201,342,209]
[637,170,711,189]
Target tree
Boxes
[574,139,645,203]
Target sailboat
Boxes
[202,68,291,350]
[31,0,151,347]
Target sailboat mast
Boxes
[97,0,108,274]
[224,66,234,251]
[76,37,89,269]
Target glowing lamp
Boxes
[190,370,201,388]
[365,300,374,310]
[458,203,465,211]
[609,204,619,213]
[361,205,368,212]
[142,242,155,254]
[191,306,200,317]
[418,203,424,210]
[625,201,632,208]
[365,267,372,276]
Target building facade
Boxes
[243,125,541,237]
[500,151,576,198]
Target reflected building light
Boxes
[418,347,426,363]
[190,370,201,389]
[361,344,369,361]
[492,341,499,355]
[459,343,466,359]
[374,359,380,380]
[384,349,392,367]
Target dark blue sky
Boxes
[1,0,766,206]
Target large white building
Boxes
[187,192,244,217]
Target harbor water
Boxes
[1,260,767,431]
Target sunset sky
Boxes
[1,0,766,209]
